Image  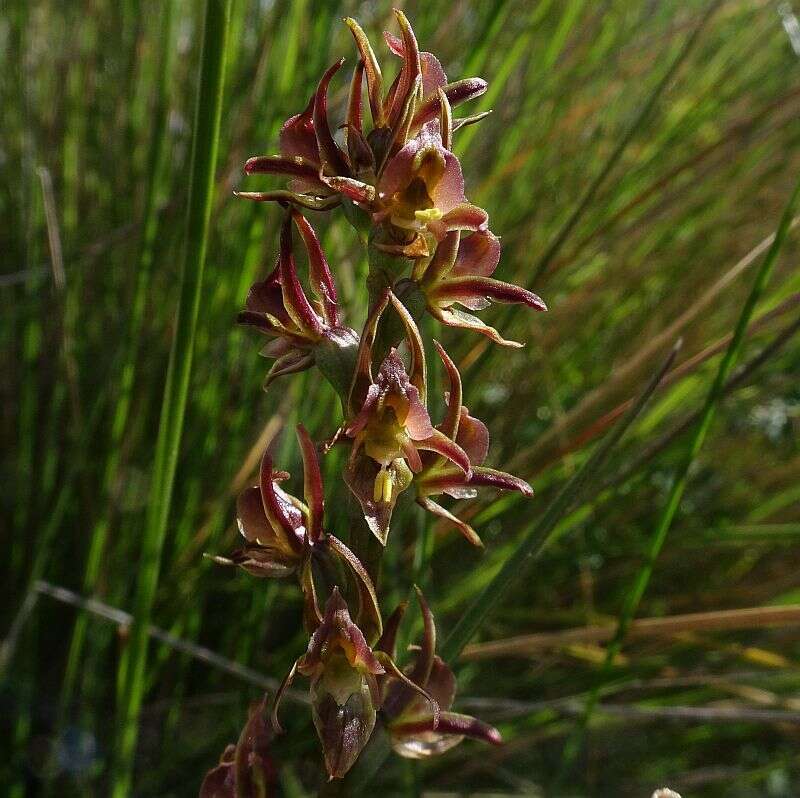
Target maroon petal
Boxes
[279,95,320,165]
[327,534,383,645]
[345,17,384,127]
[236,310,288,338]
[413,78,488,129]
[346,123,375,176]
[428,148,465,216]
[383,32,447,99]
[389,291,427,402]
[452,229,501,278]
[236,485,271,544]
[416,468,477,500]
[416,429,471,475]
[291,209,339,325]
[260,452,305,555]
[433,275,547,312]
[407,587,436,690]
[417,496,483,547]
[454,406,489,466]
[347,58,365,136]
[348,290,390,415]
[433,340,462,441]
[296,424,324,544]
[401,437,424,473]
[320,175,376,204]
[435,711,502,745]
[390,711,501,751]
[386,10,422,132]
[313,58,351,177]
[243,154,326,189]
[345,383,381,439]
[468,466,532,496]
[244,264,289,321]
[376,601,408,659]
[376,137,421,202]
[278,213,325,337]
[271,659,298,734]
[404,398,436,449]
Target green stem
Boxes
[111,2,231,794]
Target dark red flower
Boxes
[343,291,470,544]
[378,588,502,758]
[237,208,357,387]
[273,588,385,780]
[211,425,381,640]
[238,11,488,218]
[412,228,547,347]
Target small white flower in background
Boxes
[652,789,681,798]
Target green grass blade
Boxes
[111,2,231,794]
[560,170,800,773]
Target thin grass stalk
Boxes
[559,171,800,773]
[531,0,723,284]
[111,2,231,794]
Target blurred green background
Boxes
[3,0,800,795]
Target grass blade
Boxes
[111,2,231,794]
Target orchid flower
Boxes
[237,208,357,387]
[411,228,547,347]
[272,589,385,780]
[378,588,502,759]
[343,291,470,544]
[372,118,490,258]
[212,425,381,641]
[239,11,488,218]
